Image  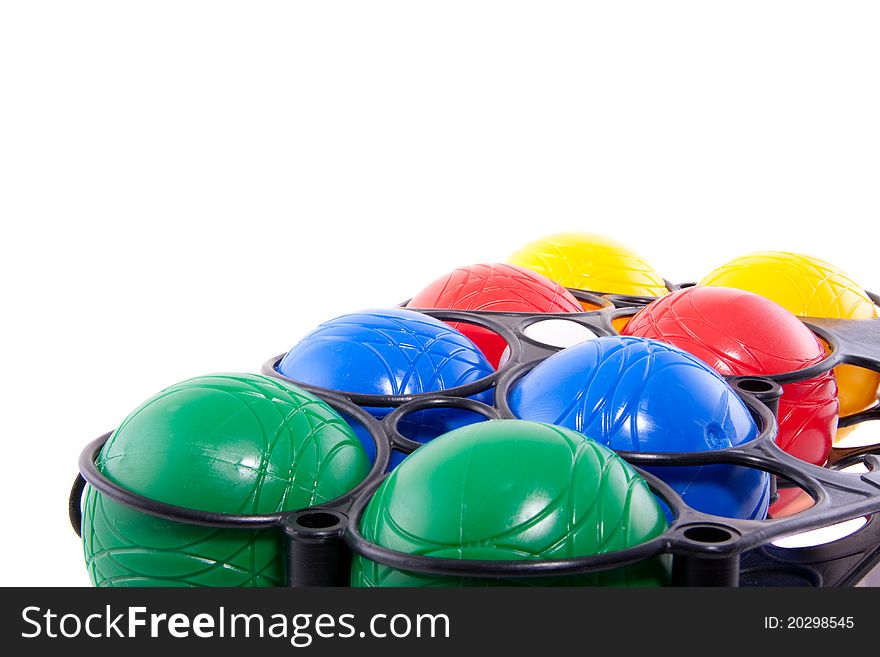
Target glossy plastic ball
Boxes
[622,286,838,465]
[700,251,879,420]
[508,232,668,297]
[81,374,370,587]
[277,308,494,449]
[509,336,770,519]
[408,263,582,367]
[351,420,670,587]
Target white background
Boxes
[1,2,879,586]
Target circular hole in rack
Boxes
[683,525,735,543]
[769,477,817,519]
[631,462,773,522]
[522,319,598,349]
[339,411,382,466]
[839,461,870,474]
[740,567,820,587]
[611,315,632,334]
[771,517,869,549]
[295,511,344,531]
[398,407,489,444]
[835,419,880,448]
[735,378,776,394]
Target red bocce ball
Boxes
[622,286,838,466]
[408,263,583,367]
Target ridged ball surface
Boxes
[82,374,370,587]
[277,309,494,447]
[408,263,582,367]
[508,337,769,519]
[351,420,670,587]
[508,232,668,297]
[622,286,838,465]
[700,251,879,419]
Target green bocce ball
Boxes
[351,420,670,586]
[82,373,370,587]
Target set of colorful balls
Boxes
[81,233,879,587]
